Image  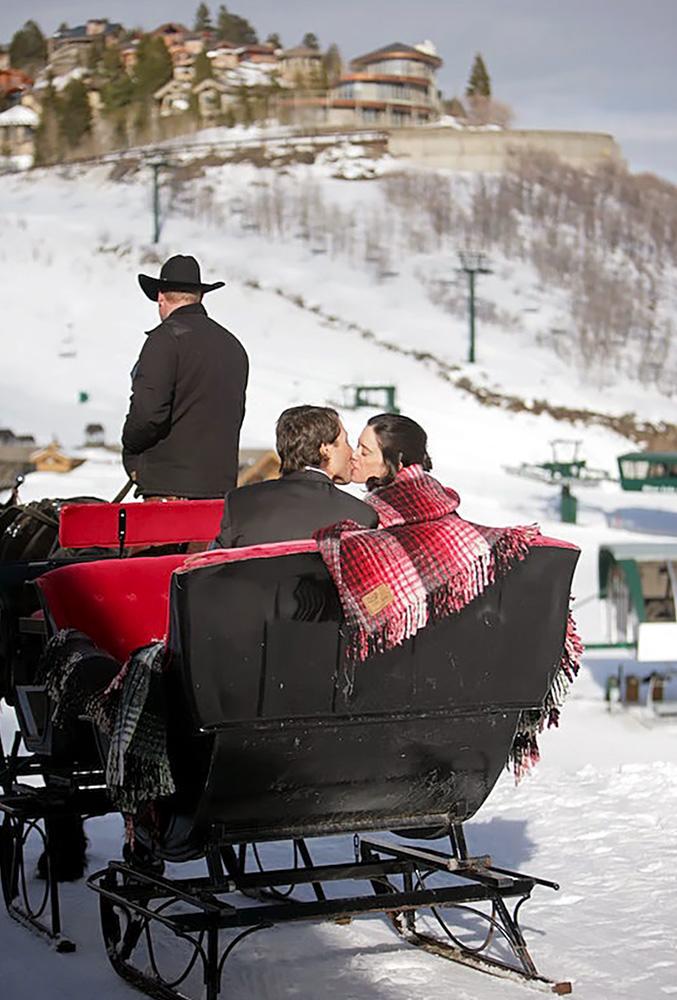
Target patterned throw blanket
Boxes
[42,631,175,815]
[314,464,583,776]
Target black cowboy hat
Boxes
[138,254,225,301]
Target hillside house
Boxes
[279,46,323,87]
[84,423,105,447]
[154,78,191,116]
[0,429,35,446]
[30,441,85,474]
[0,68,34,105]
[184,33,210,56]
[330,41,443,127]
[0,104,39,169]
[207,44,240,72]
[0,444,36,489]
[276,40,443,129]
[193,78,231,118]
[237,449,280,485]
[152,23,189,50]
[237,43,277,64]
[171,50,196,83]
[0,430,37,488]
[48,19,123,74]
[155,43,280,120]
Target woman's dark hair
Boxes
[366,413,432,491]
[276,405,341,475]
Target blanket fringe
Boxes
[346,524,537,663]
[510,610,584,782]
[41,631,175,817]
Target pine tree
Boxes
[102,44,123,75]
[101,73,135,111]
[58,79,92,149]
[9,20,47,74]
[194,3,213,32]
[193,50,213,83]
[216,5,258,44]
[34,76,62,164]
[216,5,230,39]
[302,32,320,51]
[87,36,105,71]
[266,32,282,49]
[99,45,134,111]
[133,35,173,100]
[322,43,342,85]
[466,53,491,98]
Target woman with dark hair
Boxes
[351,413,432,491]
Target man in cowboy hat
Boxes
[122,254,248,499]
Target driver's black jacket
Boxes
[122,303,248,498]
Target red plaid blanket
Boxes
[315,465,539,662]
[314,464,582,777]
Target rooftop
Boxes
[53,21,122,41]
[351,41,442,68]
[281,46,323,59]
[0,105,39,127]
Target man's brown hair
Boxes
[276,405,341,475]
[162,290,203,306]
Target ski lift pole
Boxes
[458,250,491,364]
[148,156,172,244]
[468,268,476,364]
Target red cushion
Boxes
[59,499,224,549]
[37,555,186,662]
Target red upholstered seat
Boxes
[59,499,224,549]
[35,542,320,663]
[37,555,187,662]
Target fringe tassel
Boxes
[509,610,583,781]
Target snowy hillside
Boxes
[1,152,676,1000]
[2,153,676,636]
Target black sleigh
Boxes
[76,535,579,999]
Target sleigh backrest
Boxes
[166,539,579,848]
[58,499,224,550]
[37,554,187,662]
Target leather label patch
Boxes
[363,583,394,615]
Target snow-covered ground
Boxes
[0,157,676,999]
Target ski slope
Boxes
[0,155,676,999]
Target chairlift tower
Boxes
[147,154,173,244]
[458,250,491,364]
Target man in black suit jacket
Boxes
[215,406,377,548]
[123,255,248,499]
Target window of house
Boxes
[364,58,431,79]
